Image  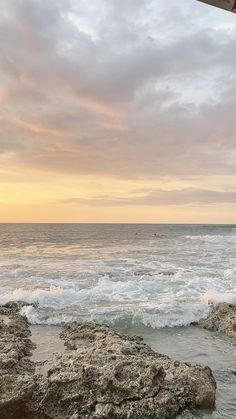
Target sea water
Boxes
[0,223,235,326]
[0,223,236,418]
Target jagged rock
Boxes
[32,322,216,418]
[0,303,36,419]
[0,304,216,419]
[198,303,236,339]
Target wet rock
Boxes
[0,304,36,419]
[198,303,236,339]
[0,304,216,419]
[34,322,216,418]
[134,269,154,276]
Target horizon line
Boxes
[0,222,235,225]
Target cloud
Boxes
[61,188,236,206]
[0,0,236,181]
[11,117,66,138]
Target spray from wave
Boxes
[0,224,235,329]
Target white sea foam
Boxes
[202,289,236,306]
[0,271,234,328]
[0,278,160,307]
[20,303,210,329]
[0,273,212,328]
[20,305,83,325]
[0,224,235,329]
[186,234,236,244]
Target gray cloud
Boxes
[61,188,236,206]
[0,0,236,180]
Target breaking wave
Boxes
[0,223,235,329]
[19,303,210,329]
[186,234,236,244]
[201,289,236,306]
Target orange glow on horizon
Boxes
[0,169,235,223]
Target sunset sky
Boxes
[0,0,235,223]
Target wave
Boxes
[224,268,236,282]
[201,289,236,306]
[0,272,193,309]
[1,278,235,330]
[186,235,236,244]
[0,279,164,308]
[20,304,210,329]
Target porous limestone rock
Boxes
[0,303,216,419]
[0,302,36,419]
[198,303,236,339]
[32,322,216,418]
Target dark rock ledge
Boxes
[0,302,216,419]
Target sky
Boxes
[0,0,235,223]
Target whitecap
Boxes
[202,289,236,306]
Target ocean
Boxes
[0,223,236,418]
[0,223,235,327]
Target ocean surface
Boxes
[0,223,235,327]
[1,223,236,418]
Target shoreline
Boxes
[1,302,228,419]
[0,302,235,418]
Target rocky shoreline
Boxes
[1,302,235,419]
[198,303,236,340]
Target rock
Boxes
[198,303,236,339]
[0,304,217,419]
[34,322,216,418]
[0,304,36,419]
